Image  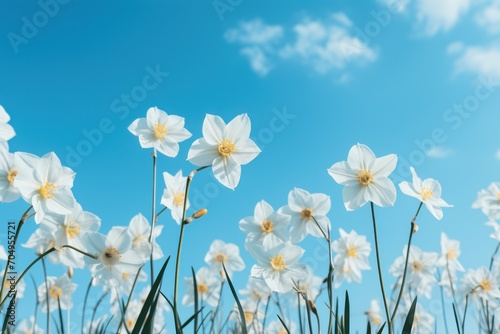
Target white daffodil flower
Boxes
[328,143,397,211]
[0,105,15,143]
[399,166,452,220]
[128,106,192,157]
[187,114,261,189]
[160,170,189,224]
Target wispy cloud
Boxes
[453,44,500,78]
[475,0,500,34]
[224,19,284,76]
[224,14,377,78]
[495,149,500,160]
[426,146,454,158]
[415,0,470,36]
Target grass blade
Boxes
[402,296,418,334]
[344,291,350,334]
[222,264,247,334]
[277,315,291,334]
[376,322,386,334]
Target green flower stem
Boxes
[370,202,392,334]
[172,165,209,332]
[489,241,500,271]
[41,257,50,334]
[310,215,333,334]
[390,202,423,326]
[0,206,33,302]
[0,245,97,309]
[116,267,144,331]
[149,149,158,286]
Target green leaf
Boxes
[191,267,199,333]
[277,315,291,334]
[344,291,350,334]
[131,256,170,334]
[366,320,371,334]
[376,322,386,334]
[222,263,247,334]
[402,296,418,334]
[452,303,461,334]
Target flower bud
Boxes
[192,208,208,219]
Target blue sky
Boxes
[1,0,500,332]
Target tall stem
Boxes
[390,202,423,325]
[370,202,391,334]
[173,166,209,331]
[149,149,157,286]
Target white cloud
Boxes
[495,149,500,160]
[447,42,464,55]
[453,45,500,78]
[279,18,377,74]
[426,146,453,158]
[224,19,284,77]
[475,0,500,34]
[415,0,471,36]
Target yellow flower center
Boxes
[341,264,351,274]
[373,316,381,325]
[420,187,433,201]
[122,272,129,279]
[218,139,235,157]
[480,279,492,292]
[347,246,358,258]
[411,261,423,273]
[48,286,63,299]
[357,169,373,186]
[125,318,135,329]
[261,220,273,233]
[300,208,313,220]
[447,248,458,260]
[214,252,227,264]
[65,223,81,239]
[102,247,121,265]
[197,282,208,294]
[270,254,286,271]
[173,193,185,207]
[6,169,18,184]
[153,123,168,139]
[244,311,254,323]
[278,330,287,334]
[39,181,56,199]
[497,192,500,201]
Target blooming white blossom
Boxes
[239,276,272,305]
[84,227,146,289]
[411,304,434,334]
[14,151,76,223]
[37,274,77,312]
[1,273,25,300]
[460,267,500,308]
[389,246,438,299]
[160,170,188,224]
[127,213,163,261]
[41,202,101,267]
[128,106,192,157]
[399,167,452,220]
[436,233,464,297]
[187,114,261,189]
[328,143,398,211]
[115,298,166,334]
[204,240,245,278]
[183,266,221,307]
[473,182,500,221]
[230,300,265,334]
[365,299,383,327]
[332,228,371,288]
[240,200,290,250]
[485,220,500,242]
[0,143,21,202]
[279,188,331,243]
[13,316,44,334]
[250,243,306,293]
[287,263,322,303]
[107,269,148,305]
[22,225,84,268]
[0,105,15,143]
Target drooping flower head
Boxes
[128,106,192,157]
[328,143,397,211]
[399,166,452,220]
[187,114,261,189]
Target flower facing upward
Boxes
[328,143,398,211]
[187,114,261,189]
[399,167,452,220]
[249,243,306,293]
[128,106,192,157]
[460,267,500,308]
[183,266,221,307]
[204,240,245,278]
